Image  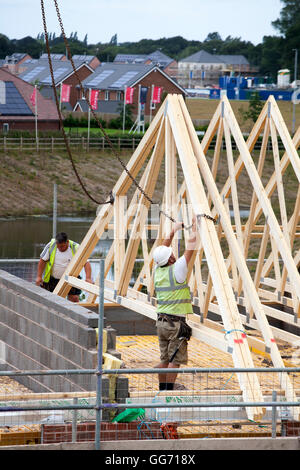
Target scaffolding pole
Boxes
[95,258,105,450]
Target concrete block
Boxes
[0,323,9,344]
[0,340,6,364]
[104,306,156,335]
[115,376,129,402]
[105,327,117,350]
[0,271,99,327]
[107,349,121,360]
[0,271,103,392]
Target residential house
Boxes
[114,53,147,64]
[72,55,101,70]
[39,53,67,61]
[2,53,33,75]
[114,50,178,78]
[0,68,60,132]
[144,50,178,78]
[18,57,95,109]
[178,50,258,87]
[74,62,186,121]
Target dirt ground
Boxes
[0,97,299,219]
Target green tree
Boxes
[239,91,264,124]
[203,32,223,54]
[272,0,300,35]
[109,104,134,130]
[110,34,118,45]
[0,34,13,57]
[14,36,44,58]
[259,35,284,79]
[272,0,300,75]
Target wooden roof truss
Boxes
[54,94,300,421]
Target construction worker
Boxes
[153,217,197,391]
[35,232,92,303]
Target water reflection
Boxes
[1,215,112,259]
[1,210,250,259]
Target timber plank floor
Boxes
[116,334,300,394]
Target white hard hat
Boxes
[153,245,172,267]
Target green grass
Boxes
[65,127,144,137]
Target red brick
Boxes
[42,421,164,444]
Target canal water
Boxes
[0,214,115,293]
[0,214,111,259]
[0,210,251,259]
[0,210,250,294]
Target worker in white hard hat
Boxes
[153,217,198,391]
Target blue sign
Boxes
[209,89,221,99]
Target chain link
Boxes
[198,214,217,223]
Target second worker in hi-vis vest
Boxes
[36,232,93,303]
[153,217,197,391]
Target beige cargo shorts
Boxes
[156,316,188,365]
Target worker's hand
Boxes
[174,222,184,232]
[191,216,196,232]
[35,276,43,287]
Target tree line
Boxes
[0,0,299,81]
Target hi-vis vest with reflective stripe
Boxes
[154,264,193,316]
[43,239,78,283]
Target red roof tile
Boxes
[0,67,61,122]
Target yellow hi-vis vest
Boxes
[154,264,193,316]
[43,239,78,283]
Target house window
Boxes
[3,123,9,134]
[116,91,121,101]
[105,91,110,101]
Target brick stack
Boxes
[0,270,128,404]
[42,421,164,443]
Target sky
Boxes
[0,0,283,46]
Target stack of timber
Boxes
[53,94,300,422]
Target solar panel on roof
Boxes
[73,55,93,61]
[43,67,69,84]
[110,71,139,88]
[0,82,33,115]
[86,69,114,87]
[21,66,46,82]
[0,81,5,104]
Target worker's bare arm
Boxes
[162,222,184,247]
[184,217,197,265]
[84,261,93,283]
[36,258,47,286]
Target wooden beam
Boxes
[178,94,300,417]
[168,94,265,420]
[118,115,166,296]
[54,102,166,298]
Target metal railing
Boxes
[1,259,300,447]
[0,367,299,447]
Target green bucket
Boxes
[112,408,145,423]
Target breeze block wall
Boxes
[0,270,128,401]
